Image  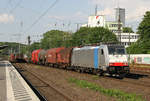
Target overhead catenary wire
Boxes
[25,0,59,33]
[9,0,23,13]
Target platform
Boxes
[0,61,40,101]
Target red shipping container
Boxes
[57,47,73,66]
[31,49,41,64]
[45,47,65,64]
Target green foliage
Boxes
[123,27,134,33]
[127,11,150,54]
[28,42,41,52]
[68,78,145,101]
[72,27,118,46]
[127,39,150,54]
[22,27,118,52]
[40,27,117,49]
[41,30,72,49]
[0,42,26,55]
[138,11,150,40]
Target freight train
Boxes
[9,43,130,78]
[9,53,27,63]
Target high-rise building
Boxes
[115,8,125,27]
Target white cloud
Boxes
[97,8,114,16]
[73,11,88,20]
[90,0,150,17]
[90,0,150,25]
[48,11,88,21]
[48,15,66,21]
[0,14,14,23]
[126,6,150,21]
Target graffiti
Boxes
[143,57,150,64]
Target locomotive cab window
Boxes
[116,48,125,54]
[108,46,125,55]
[101,49,104,55]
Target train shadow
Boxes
[125,73,148,79]
[105,73,149,80]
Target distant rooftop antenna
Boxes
[95,4,98,16]
[117,0,121,44]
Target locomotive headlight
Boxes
[123,62,128,66]
[109,63,114,66]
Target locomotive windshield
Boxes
[108,46,125,55]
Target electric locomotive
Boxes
[71,44,129,78]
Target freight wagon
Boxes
[57,47,73,67]
[31,49,41,64]
[38,49,46,65]
[9,53,26,63]
[9,53,15,62]
[45,47,65,66]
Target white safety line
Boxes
[5,61,40,101]
[6,61,15,101]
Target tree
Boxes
[71,27,90,46]
[127,11,150,54]
[138,11,150,40]
[72,27,118,46]
[41,30,72,49]
[61,32,73,47]
[0,42,27,55]
[122,27,134,33]
[29,42,41,52]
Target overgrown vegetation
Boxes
[41,30,72,49]
[123,27,134,33]
[40,27,118,50]
[127,11,150,54]
[72,27,118,46]
[68,77,145,101]
[0,42,26,55]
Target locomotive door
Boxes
[99,48,106,66]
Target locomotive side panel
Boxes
[71,47,100,69]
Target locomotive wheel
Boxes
[93,69,98,75]
[77,69,81,73]
[118,73,125,79]
[99,70,104,76]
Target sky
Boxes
[0,0,150,44]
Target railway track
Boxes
[103,76,150,88]
[14,63,73,101]
[15,63,150,93]
[130,69,150,76]
[27,63,150,88]
[12,62,150,101]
